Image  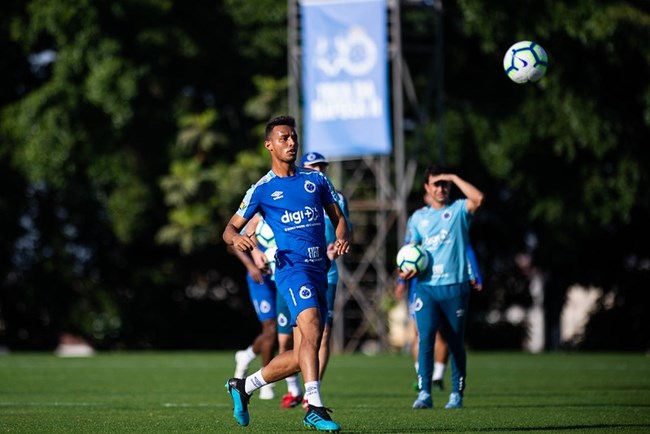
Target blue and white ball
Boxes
[264,246,277,276]
[396,244,429,274]
[503,41,548,84]
[255,218,276,249]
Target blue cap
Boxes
[300,152,329,167]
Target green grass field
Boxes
[1,351,649,433]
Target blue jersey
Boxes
[237,168,339,279]
[406,199,473,286]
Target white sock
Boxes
[245,369,267,395]
[433,362,446,381]
[304,381,323,407]
[286,375,303,396]
[414,361,419,374]
[244,345,256,361]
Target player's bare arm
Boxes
[324,202,350,256]
[223,214,257,252]
[433,173,485,213]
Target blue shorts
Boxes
[274,265,328,330]
[246,273,276,322]
[277,281,336,333]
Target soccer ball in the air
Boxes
[255,219,276,248]
[503,41,548,84]
[396,244,429,274]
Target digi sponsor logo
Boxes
[425,229,450,250]
[299,286,312,300]
[304,180,316,193]
[271,191,284,200]
[281,207,319,225]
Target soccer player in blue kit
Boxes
[399,165,484,410]
[223,115,350,432]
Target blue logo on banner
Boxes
[301,0,391,158]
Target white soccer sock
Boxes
[285,375,303,396]
[304,381,323,407]
[244,345,256,361]
[414,361,419,374]
[433,362,446,381]
[245,369,268,395]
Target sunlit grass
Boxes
[1,351,649,433]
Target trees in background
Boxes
[0,0,648,350]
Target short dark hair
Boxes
[265,115,296,139]
[423,164,448,185]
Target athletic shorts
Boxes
[274,265,328,330]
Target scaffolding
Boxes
[288,0,424,352]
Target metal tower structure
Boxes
[288,0,423,352]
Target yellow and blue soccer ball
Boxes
[503,40,548,84]
[396,244,429,274]
[255,219,276,249]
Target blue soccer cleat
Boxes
[303,405,341,432]
[226,378,251,426]
[445,392,463,409]
[412,390,433,409]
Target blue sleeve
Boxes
[466,244,483,285]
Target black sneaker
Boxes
[433,379,444,391]
[226,377,251,426]
[303,404,340,432]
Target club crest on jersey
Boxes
[304,180,316,193]
[277,313,288,327]
[259,300,271,313]
[442,210,452,220]
[271,191,284,200]
[299,285,312,299]
[413,297,424,312]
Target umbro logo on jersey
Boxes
[271,191,284,200]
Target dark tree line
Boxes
[1,0,648,351]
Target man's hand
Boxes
[232,232,257,252]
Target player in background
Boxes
[299,152,351,400]
[399,165,484,410]
[395,193,484,391]
[255,152,352,411]
[232,214,278,400]
[223,115,350,432]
